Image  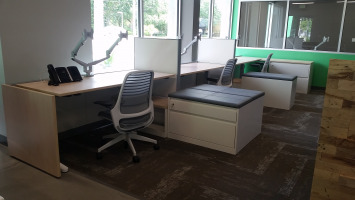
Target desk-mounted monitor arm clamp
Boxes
[181,33,201,55]
[71,29,128,77]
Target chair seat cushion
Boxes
[98,110,151,129]
[119,114,151,129]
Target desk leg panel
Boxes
[235,97,264,153]
[242,77,296,110]
[2,85,61,177]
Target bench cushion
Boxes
[168,84,264,108]
[243,72,297,81]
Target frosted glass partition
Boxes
[134,38,181,75]
[198,39,236,64]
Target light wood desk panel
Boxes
[2,85,61,177]
[180,63,224,76]
[3,70,175,177]
[235,56,261,65]
[17,70,175,96]
[180,57,261,76]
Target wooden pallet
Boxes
[310,59,355,200]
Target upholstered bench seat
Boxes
[242,72,297,110]
[168,84,264,108]
[167,84,264,154]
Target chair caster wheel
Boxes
[96,152,103,160]
[154,144,160,150]
[132,156,140,163]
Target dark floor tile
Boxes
[59,90,324,200]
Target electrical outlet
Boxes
[352,38,355,42]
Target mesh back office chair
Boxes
[207,58,237,87]
[250,53,273,72]
[96,70,159,163]
[261,53,273,72]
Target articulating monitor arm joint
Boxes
[71,28,128,77]
[181,33,201,55]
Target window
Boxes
[90,0,179,74]
[340,1,355,53]
[238,0,353,53]
[238,1,287,48]
[212,0,232,38]
[286,0,343,51]
[199,0,210,38]
[200,0,233,38]
[91,0,138,73]
[143,0,178,38]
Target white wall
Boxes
[0,0,92,137]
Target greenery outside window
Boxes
[213,0,232,38]
[199,0,210,38]
[91,0,138,73]
[143,0,178,38]
[200,0,233,39]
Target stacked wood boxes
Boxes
[310,59,355,200]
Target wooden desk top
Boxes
[235,56,261,64]
[180,58,262,76]
[268,58,313,64]
[236,56,313,65]
[180,62,224,76]
[16,70,175,97]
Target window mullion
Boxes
[228,0,234,39]
[138,0,143,37]
[282,0,290,49]
[209,0,214,38]
[177,0,181,37]
[338,0,347,52]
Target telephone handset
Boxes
[67,66,83,82]
[55,67,72,83]
[47,64,60,86]
[47,64,83,86]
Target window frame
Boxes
[90,0,181,74]
[236,0,355,54]
[140,0,181,38]
[201,0,234,39]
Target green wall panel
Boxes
[231,0,239,39]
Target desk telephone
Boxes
[47,64,83,86]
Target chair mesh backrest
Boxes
[218,58,237,87]
[261,53,273,73]
[119,71,153,114]
[110,70,154,131]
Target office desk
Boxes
[180,57,261,76]
[234,56,262,77]
[235,56,261,65]
[241,57,314,94]
[17,70,173,96]
[180,58,261,89]
[2,70,175,177]
[180,62,224,76]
